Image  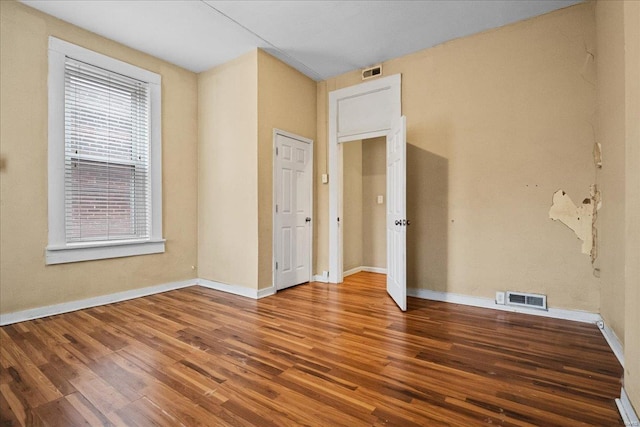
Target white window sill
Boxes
[46,240,165,265]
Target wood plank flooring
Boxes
[0,272,624,426]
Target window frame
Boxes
[47,37,164,265]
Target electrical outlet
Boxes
[496,291,505,305]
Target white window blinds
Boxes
[64,58,151,243]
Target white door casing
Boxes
[386,116,407,311]
[328,74,401,283]
[274,130,313,290]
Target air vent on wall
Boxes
[362,64,382,80]
[506,291,547,310]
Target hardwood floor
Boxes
[0,272,623,426]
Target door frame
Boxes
[273,129,314,291]
[328,74,401,283]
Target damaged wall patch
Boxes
[549,189,595,256]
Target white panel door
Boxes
[275,133,312,290]
[386,116,407,311]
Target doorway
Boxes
[342,137,387,277]
[328,74,401,284]
[273,130,313,291]
[328,75,407,311]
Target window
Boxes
[47,37,164,264]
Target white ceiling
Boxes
[21,0,582,81]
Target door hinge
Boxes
[276,204,278,213]
[276,147,278,156]
[275,262,278,270]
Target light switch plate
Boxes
[322,174,328,184]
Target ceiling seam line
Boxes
[199,1,323,81]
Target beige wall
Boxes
[596,0,640,414]
[623,0,640,412]
[316,3,600,312]
[198,51,259,289]
[197,49,317,291]
[343,140,363,272]
[257,50,316,289]
[362,137,386,269]
[0,1,198,314]
[595,0,627,344]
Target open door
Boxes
[386,116,407,311]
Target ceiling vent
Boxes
[362,64,382,80]
[506,291,547,310]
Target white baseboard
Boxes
[343,266,387,277]
[0,277,281,326]
[257,286,277,299]
[343,266,363,277]
[312,274,329,283]
[362,266,386,274]
[598,321,625,367]
[197,278,262,299]
[616,388,640,427]
[0,279,196,326]
[407,288,601,324]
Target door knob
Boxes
[395,220,400,226]
[305,217,311,222]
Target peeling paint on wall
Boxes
[593,142,602,168]
[589,184,600,264]
[549,188,600,261]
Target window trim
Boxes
[47,37,164,265]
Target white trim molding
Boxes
[0,279,195,326]
[616,388,640,427]
[407,288,601,324]
[598,320,625,367]
[197,278,274,300]
[258,286,277,299]
[0,278,280,326]
[363,266,387,274]
[46,240,166,265]
[343,267,363,277]
[312,274,329,283]
[344,266,387,277]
